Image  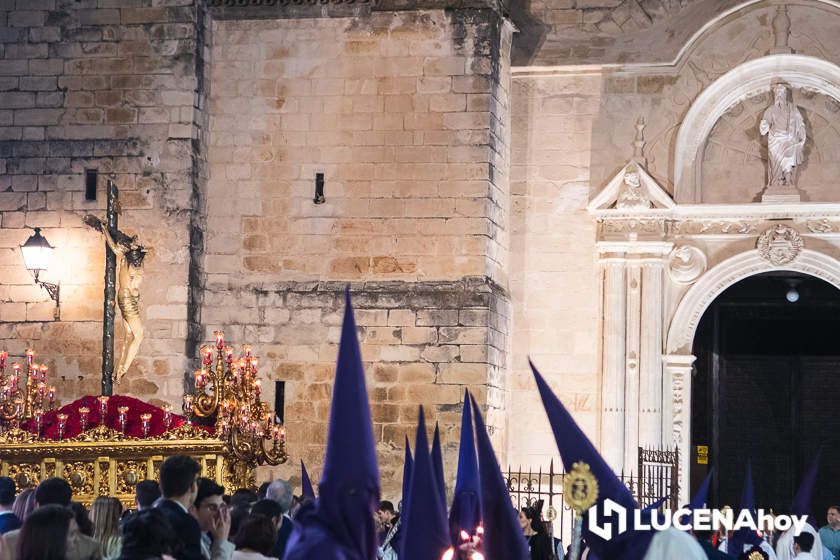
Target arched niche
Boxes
[673,54,840,203]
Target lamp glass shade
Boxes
[20,228,54,272]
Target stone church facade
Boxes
[2,0,840,499]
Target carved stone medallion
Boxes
[756,224,803,265]
[668,245,707,284]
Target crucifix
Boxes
[83,179,148,395]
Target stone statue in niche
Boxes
[759,84,806,190]
[615,167,652,209]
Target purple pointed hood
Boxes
[449,389,482,546]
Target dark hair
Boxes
[120,508,176,557]
[233,514,275,555]
[251,498,283,520]
[195,478,225,508]
[794,532,815,552]
[230,505,251,540]
[230,488,258,509]
[17,504,73,560]
[257,482,270,500]
[35,478,72,507]
[159,455,200,499]
[70,502,94,537]
[0,476,16,506]
[135,480,161,509]
[829,505,840,514]
[378,500,395,514]
[693,528,714,541]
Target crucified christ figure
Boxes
[84,215,147,385]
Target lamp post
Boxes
[20,228,60,320]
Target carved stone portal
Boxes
[756,224,803,265]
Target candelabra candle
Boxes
[201,346,213,366]
[243,345,252,358]
[37,382,46,401]
[183,395,193,416]
[98,396,109,425]
[39,365,47,382]
[79,407,90,432]
[34,410,43,435]
[253,379,261,400]
[215,331,224,350]
[224,346,233,364]
[56,413,68,439]
[194,370,205,391]
[0,351,6,369]
[25,349,33,366]
[48,387,55,409]
[163,404,173,430]
[117,406,129,433]
[250,358,258,373]
[140,413,152,438]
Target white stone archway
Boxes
[673,54,840,203]
[663,248,840,501]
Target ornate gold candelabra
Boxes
[183,331,286,485]
[0,349,57,432]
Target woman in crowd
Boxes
[117,509,176,560]
[520,502,555,560]
[90,496,123,560]
[11,489,35,522]
[70,502,94,537]
[231,514,277,560]
[17,504,74,560]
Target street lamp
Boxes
[20,228,60,320]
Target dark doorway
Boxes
[691,272,840,517]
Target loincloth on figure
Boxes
[117,288,140,318]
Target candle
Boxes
[243,345,252,358]
[117,406,129,433]
[194,370,205,390]
[140,413,152,438]
[163,404,173,430]
[250,358,259,372]
[39,365,47,382]
[98,395,109,425]
[48,386,55,408]
[34,410,43,435]
[201,346,213,366]
[25,349,33,365]
[0,351,6,369]
[56,413,68,439]
[183,394,193,416]
[214,330,224,350]
[224,346,233,363]
[79,406,90,432]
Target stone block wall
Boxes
[0,1,207,405]
[204,279,508,499]
[204,7,514,494]
[507,73,603,467]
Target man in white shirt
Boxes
[795,532,819,560]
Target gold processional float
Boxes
[0,336,287,507]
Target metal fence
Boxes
[505,447,679,546]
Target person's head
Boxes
[69,502,93,537]
[193,478,226,533]
[230,488,258,510]
[232,514,275,555]
[794,531,814,553]
[13,488,37,520]
[518,509,531,533]
[828,506,840,527]
[17,504,74,560]
[120,508,176,558]
[35,478,72,507]
[0,476,16,508]
[90,496,122,541]
[376,500,395,525]
[265,479,293,514]
[230,505,251,540]
[250,499,284,530]
[692,528,714,542]
[774,83,788,104]
[159,455,200,503]
[135,479,161,510]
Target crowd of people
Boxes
[0,456,304,560]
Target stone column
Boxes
[601,259,627,472]
[623,263,641,472]
[639,260,665,448]
[663,353,696,505]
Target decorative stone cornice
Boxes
[208,0,506,20]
